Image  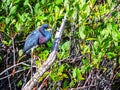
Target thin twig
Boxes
[12,37,16,65]
[0,59,33,76]
[84,70,93,86]
[38,75,49,90]
[6,57,12,90]
[0,30,11,39]
[70,85,96,90]
[0,68,29,80]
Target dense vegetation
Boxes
[0,0,120,89]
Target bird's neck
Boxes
[39,27,51,40]
[39,27,46,36]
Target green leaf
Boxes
[55,6,60,20]
[63,73,68,78]
[39,50,49,60]
[34,3,41,14]
[85,5,90,16]
[36,60,41,68]
[2,40,12,46]
[5,17,10,24]
[80,65,86,73]
[64,0,69,11]
[63,80,68,88]
[24,0,29,6]
[112,30,118,41]
[6,0,12,6]
[115,72,120,79]
[73,68,77,78]
[0,56,2,61]
[14,0,20,4]
[107,23,112,33]
[17,80,22,87]
[50,73,56,81]
[58,65,64,73]
[15,22,21,31]
[73,68,84,80]
[107,52,117,59]
[86,38,97,41]
[80,0,86,9]
[70,80,76,87]
[62,41,71,51]
[18,49,23,57]
[41,0,46,4]
[56,0,63,4]
[76,68,84,80]
[9,5,18,15]
[79,25,85,39]
[107,0,112,6]
[72,8,78,21]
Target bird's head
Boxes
[42,24,48,28]
[39,24,53,33]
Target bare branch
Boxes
[22,14,67,90]
[12,37,16,65]
[0,60,31,76]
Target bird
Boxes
[23,24,51,54]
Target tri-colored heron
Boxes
[23,24,51,77]
[23,24,51,54]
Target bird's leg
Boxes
[30,48,34,78]
[44,43,48,47]
[31,47,37,77]
[50,38,52,43]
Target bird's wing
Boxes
[23,30,40,53]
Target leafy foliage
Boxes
[0,0,120,89]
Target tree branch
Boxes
[22,14,67,90]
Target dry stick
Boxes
[22,14,67,90]
[38,75,49,90]
[0,60,31,76]
[0,68,29,80]
[75,85,96,90]
[84,70,93,86]
[12,37,16,65]
[6,57,12,90]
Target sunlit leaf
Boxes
[62,41,71,51]
[9,5,18,15]
[55,6,60,20]
[107,52,117,59]
[73,68,76,78]
[24,0,29,6]
[70,80,76,87]
[2,40,12,46]
[18,49,23,57]
[17,80,22,87]
[72,8,77,20]
[112,30,118,41]
[41,0,46,4]
[56,0,63,4]
[5,17,10,24]
[85,5,90,16]
[50,73,55,81]
[0,56,2,61]
[79,25,85,39]
[86,38,97,40]
[64,0,69,11]
[76,68,84,80]
[58,65,64,73]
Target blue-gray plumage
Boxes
[23,24,51,54]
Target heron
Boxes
[23,24,51,77]
[23,24,51,54]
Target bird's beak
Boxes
[47,28,53,31]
